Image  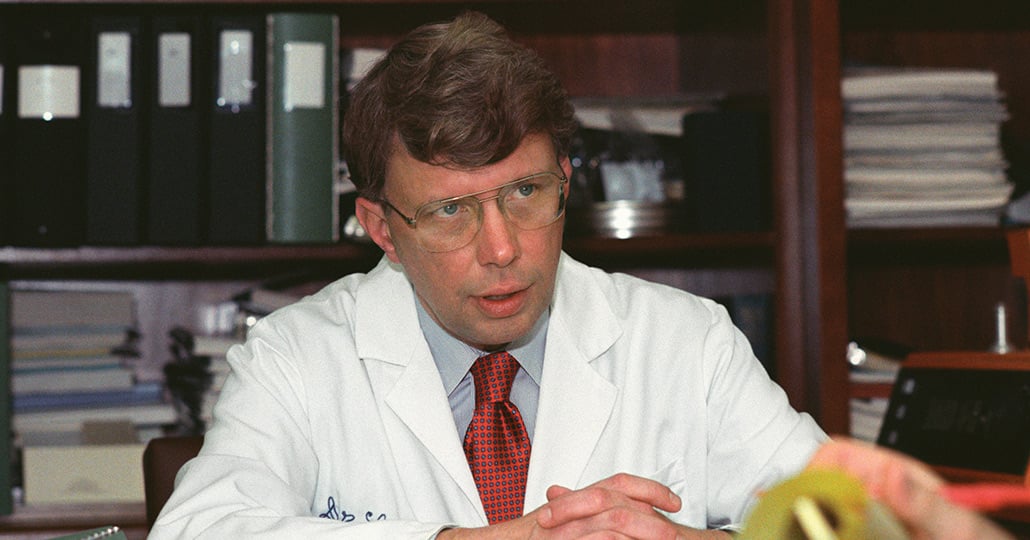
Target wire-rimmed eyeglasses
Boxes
[380,170,568,253]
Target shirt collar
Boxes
[414,288,547,395]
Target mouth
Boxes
[475,286,529,318]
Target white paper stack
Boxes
[842,67,1013,227]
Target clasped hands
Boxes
[438,473,728,540]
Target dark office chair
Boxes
[142,435,204,529]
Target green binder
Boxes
[266,12,340,244]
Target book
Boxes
[22,443,146,504]
[0,282,13,515]
[9,13,89,246]
[86,16,144,245]
[14,381,164,413]
[841,66,1000,101]
[145,14,206,245]
[14,402,178,434]
[11,289,136,332]
[207,14,266,245]
[12,365,135,395]
[265,12,340,244]
[11,330,130,352]
[12,354,125,372]
[850,397,890,443]
[844,122,1000,152]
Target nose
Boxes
[475,198,519,267]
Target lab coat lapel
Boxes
[356,259,483,521]
[524,255,620,511]
[384,354,482,513]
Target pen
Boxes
[942,483,1030,512]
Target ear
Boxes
[559,155,573,203]
[355,197,401,263]
[559,155,573,179]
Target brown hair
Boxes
[342,11,576,200]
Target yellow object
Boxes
[738,469,908,540]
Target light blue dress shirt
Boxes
[414,296,546,442]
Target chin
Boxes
[469,328,526,351]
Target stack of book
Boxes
[842,66,1013,228]
[846,340,903,443]
[10,289,176,445]
[9,288,178,505]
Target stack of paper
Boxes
[842,67,1013,227]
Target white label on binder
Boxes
[283,41,325,111]
[18,65,80,120]
[218,30,254,109]
[158,32,191,107]
[98,31,132,109]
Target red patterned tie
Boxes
[463,351,532,524]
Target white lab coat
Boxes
[150,253,826,539]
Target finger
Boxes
[539,484,645,528]
[881,462,1012,540]
[546,484,573,501]
[590,473,682,512]
[537,504,680,540]
[807,439,938,499]
[538,478,679,529]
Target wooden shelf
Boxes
[850,381,894,399]
[0,230,776,280]
[0,243,384,280]
[0,502,147,540]
[847,226,1011,265]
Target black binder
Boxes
[9,14,89,246]
[86,16,144,245]
[206,14,266,245]
[682,109,771,232]
[145,15,206,245]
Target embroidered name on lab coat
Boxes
[319,496,387,523]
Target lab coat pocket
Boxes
[648,458,688,514]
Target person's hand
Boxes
[806,438,1014,540]
[438,473,731,539]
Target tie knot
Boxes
[470,351,519,406]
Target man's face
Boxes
[358,133,570,351]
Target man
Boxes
[150,11,826,538]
